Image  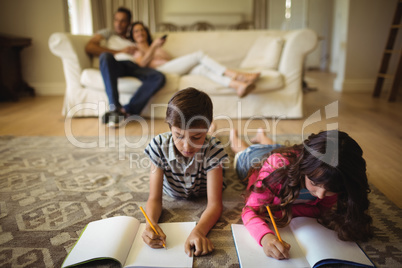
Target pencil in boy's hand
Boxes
[266,205,283,243]
[140,206,166,249]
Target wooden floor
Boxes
[1,71,401,208]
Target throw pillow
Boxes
[240,35,284,70]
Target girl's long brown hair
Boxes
[246,130,373,242]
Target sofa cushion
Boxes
[80,68,179,94]
[239,35,284,70]
[81,68,141,93]
[179,69,283,96]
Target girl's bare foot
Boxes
[229,80,256,98]
[230,129,249,153]
[250,128,274,145]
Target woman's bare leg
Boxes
[250,128,274,145]
[230,129,249,153]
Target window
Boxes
[67,0,93,35]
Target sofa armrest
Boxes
[278,29,318,82]
[49,32,92,69]
[49,32,94,91]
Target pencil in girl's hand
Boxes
[266,205,283,243]
[139,206,166,249]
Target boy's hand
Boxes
[141,224,166,249]
[184,228,214,256]
[261,233,291,260]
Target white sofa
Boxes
[49,29,317,119]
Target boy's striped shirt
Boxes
[144,132,228,198]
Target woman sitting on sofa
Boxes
[116,21,260,98]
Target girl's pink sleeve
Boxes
[318,194,338,210]
[292,204,320,217]
[242,154,289,246]
[242,191,275,246]
[292,194,338,217]
[247,153,288,189]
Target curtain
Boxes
[68,0,93,34]
[62,0,71,32]
[105,0,158,32]
[253,0,268,29]
[67,0,157,34]
[91,0,107,33]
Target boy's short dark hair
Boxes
[116,7,132,23]
[166,87,213,130]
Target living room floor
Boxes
[1,71,401,208]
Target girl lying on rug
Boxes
[230,128,373,260]
[143,87,228,257]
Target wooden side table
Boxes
[0,33,35,101]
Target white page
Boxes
[231,224,310,268]
[62,216,140,268]
[124,222,196,268]
[289,217,373,267]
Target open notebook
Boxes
[62,216,195,268]
[232,217,375,268]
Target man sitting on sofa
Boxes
[85,6,166,127]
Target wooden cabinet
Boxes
[0,34,35,101]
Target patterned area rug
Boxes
[0,135,401,267]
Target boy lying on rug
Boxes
[143,87,228,256]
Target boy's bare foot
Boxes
[230,80,256,98]
[250,128,274,145]
[230,129,249,153]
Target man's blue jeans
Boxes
[99,53,165,115]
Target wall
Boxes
[332,0,399,92]
[307,0,333,70]
[268,0,333,70]
[0,0,68,96]
[0,0,397,97]
[331,0,349,91]
[157,0,253,30]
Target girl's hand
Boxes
[261,233,291,260]
[184,228,214,257]
[141,224,166,249]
